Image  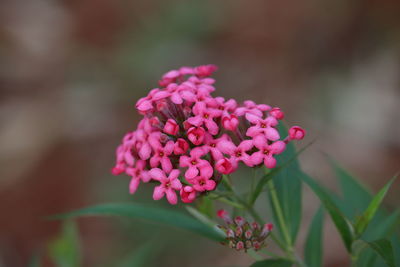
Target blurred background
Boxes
[1,0,399,266]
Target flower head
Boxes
[112,64,306,204]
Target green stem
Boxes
[208,193,245,209]
[267,178,292,248]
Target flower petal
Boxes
[166,189,178,205]
[185,166,199,179]
[149,168,166,181]
[129,177,140,194]
[153,185,165,200]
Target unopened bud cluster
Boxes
[217,210,273,252]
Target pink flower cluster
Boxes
[217,209,273,251]
[112,64,305,205]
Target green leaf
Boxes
[304,207,324,267]
[329,159,373,219]
[354,175,397,237]
[185,206,225,237]
[359,210,400,267]
[118,241,160,267]
[49,202,224,242]
[265,124,307,244]
[249,259,292,267]
[364,239,396,267]
[48,220,81,267]
[196,196,215,218]
[301,173,354,252]
[250,140,313,206]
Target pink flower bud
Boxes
[234,216,245,227]
[222,115,239,131]
[270,107,284,120]
[261,223,274,237]
[226,229,235,238]
[253,241,261,250]
[180,186,196,203]
[111,165,124,175]
[245,230,253,239]
[188,127,205,145]
[163,119,179,135]
[236,241,244,251]
[288,126,306,140]
[174,138,189,155]
[217,209,232,224]
[195,64,218,77]
[215,158,237,174]
[235,226,243,237]
[251,222,260,230]
[156,99,168,111]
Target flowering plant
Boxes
[52,65,398,267]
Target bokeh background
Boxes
[1,0,399,266]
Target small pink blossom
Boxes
[245,113,280,141]
[174,138,189,155]
[187,126,206,145]
[222,114,239,131]
[150,168,182,205]
[180,186,196,203]
[218,140,254,166]
[187,102,220,135]
[289,126,306,140]
[126,160,151,194]
[149,140,174,173]
[179,147,213,179]
[215,158,237,174]
[203,134,230,161]
[190,176,216,192]
[270,107,284,120]
[163,119,179,135]
[251,136,286,168]
[194,64,218,77]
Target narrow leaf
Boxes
[249,259,293,267]
[304,207,324,267]
[329,159,373,219]
[365,239,396,267]
[250,140,314,206]
[48,220,81,267]
[185,206,225,237]
[354,175,397,237]
[357,210,400,267]
[301,173,354,252]
[265,124,307,244]
[118,241,159,267]
[49,202,224,242]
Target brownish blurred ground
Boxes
[1,0,399,266]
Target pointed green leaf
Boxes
[118,241,160,267]
[249,259,293,267]
[301,173,354,252]
[364,239,396,267]
[48,203,224,242]
[329,159,373,219]
[249,139,314,206]
[304,207,324,267]
[354,176,397,237]
[48,220,81,267]
[359,210,400,267]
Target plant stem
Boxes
[267,178,292,248]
